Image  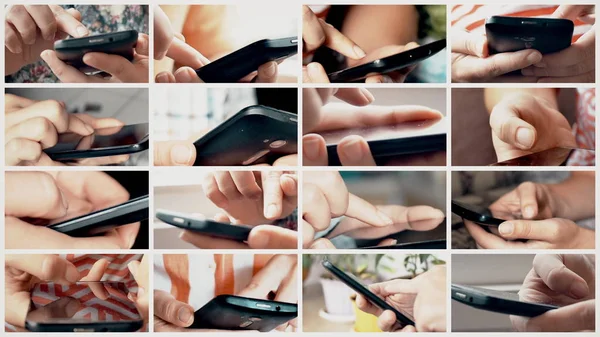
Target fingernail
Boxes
[498,222,514,235]
[40,50,51,60]
[376,210,394,226]
[523,206,535,218]
[359,88,375,103]
[177,69,195,82]
[340,138,364,161]
[388,239,398,245]
[570,282,589,299]
[170,144,193,166]
[265,204,279,219]
[178,307,193,325]
[156,73,169,83]
[65,266,81,283]
[137,287,145,298]
[263,62,277,77]
[353,45,366,58]
[527,51,542,64]
[303,137,320,161]
[516,127,535,149]
[13,45,22,54]
[76,26,89,37]
[306,63,322,81]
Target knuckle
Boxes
[29,117,55,140]
[37,172,62,209]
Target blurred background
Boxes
[452,254,534,332]
[6,88,149,166]
[451,171,595,249]
[153,87,297,142]
[303,253,446,332]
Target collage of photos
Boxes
[2,2,597,335]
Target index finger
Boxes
[314,103,442,132]
[153,5,174,59]
[237,255,296,300]
[262,171,283,220]
[55,171,129,210]
[166,38,208,68]
[516,182,539,219]
[451,29,488,58]
[24,5,57,41]
[532,254,590,298]
[344,193,393,227]
[6,254,80,284]
[50,5,88,38]
[551,5,591,20]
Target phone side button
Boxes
[454,292,467,299]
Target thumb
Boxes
[248,226,298,249]
[154,141,196,166]
[6,254,80,285]
[489,102,537,150]
[524,300,595,332]
[451,29,488,57]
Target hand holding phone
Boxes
[5,171,140,249]
[322,260,415,329]
[303,103,444,166]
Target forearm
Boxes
[484,88,559,114]
[549,172,595,220]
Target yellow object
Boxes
[352,300,382,332]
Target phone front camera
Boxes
[270,140,287,148]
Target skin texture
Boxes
[154,254,297,332]
[511,254,595,332]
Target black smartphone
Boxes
[25,281,143,332]
[322,260,414,327]
[451,200,506,226]
[44,123,149,161]
[451,284,558,317]
[196,37,298,83]
[190,295,297,332]
[49,195,149,237]
[325,216,446,249]
[321,117,446,166]
[327,39,446,83]
[193,105,297,166]
[54,30,139,73]
[491,147,594,166]
[156,209,251,242]
[485,16,574,55]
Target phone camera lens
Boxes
[109,37,114,42]
[270,140,287,149]
[276,306,281,311]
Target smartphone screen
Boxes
[321,118,445,145]
[45,123,148,153]
[27,282,142,326]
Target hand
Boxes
[153,140,197,166]
[154,254,297,332]
[511,254,595,332]
[302,171,395,248]
[303,88,442,166]
[356,265,447,332]
[489,92,576,162]
[489,181,564,220]
[451,28,543,82]
[5,171,139,249]
[128,255,149,331]
[464,218,595,249]
[40,33,150,83]
[5,94,128,166]
[179,213,297,249]
[5,5,89,75]
[236,255,297,332]
[202,171,297,225]
[5,254,109,327]
[323,205,445,247]
[303,43,418,83]
[521,6,595,83]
